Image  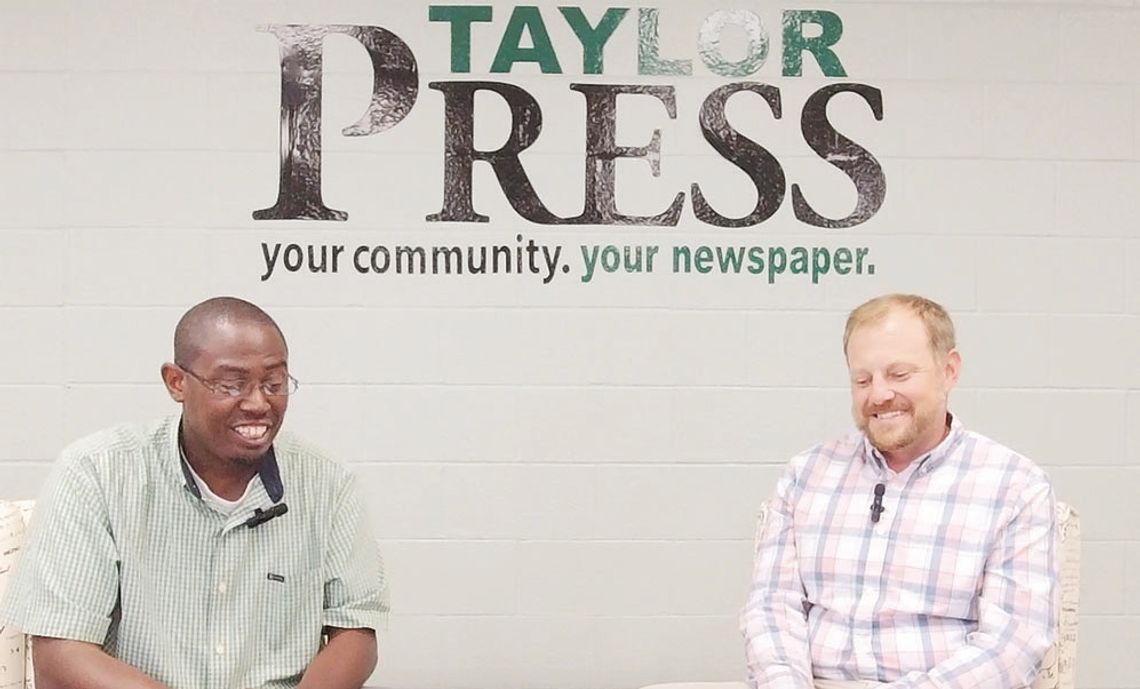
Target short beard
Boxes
[226,453,264,470]
[865,421,918,454]
[857,401,944,457]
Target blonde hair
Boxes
[843,294,956,357]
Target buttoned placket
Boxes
[199,504,268,689]
[851,453,929,679]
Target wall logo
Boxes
[253,6,886,230]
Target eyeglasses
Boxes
[177,364,299,398]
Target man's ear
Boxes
[942,348,962,391]
[161,363,186,402]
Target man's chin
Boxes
[221,451,262,470]
[225,436,277,466]
[866,427,916,456]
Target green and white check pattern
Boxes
[0,415,387,689]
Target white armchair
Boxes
[0,499,36,689]
[639,501,1080,689]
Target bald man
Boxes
[0,297,387,689]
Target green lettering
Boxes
[694,245,714,273]
[491,6,562,73]
[782,10,846,77]
[638,8,691,75]
[645,245,660,271]
[789,246,809,274]
[810,247,830,284]
[833,247,852,274]
[673,245,693,272]
[716,246,746,273]
[429,5,494,73]
[767,247,786,284]
[559,7,628,74]
[747,246,765,274]
[698,10,769,78]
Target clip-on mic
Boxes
[870,483,886,524]
[244,503,289,528]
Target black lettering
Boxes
[426,81,567,224]
[371,246,391,273]
[692,83,786,228]
[282,244,303,271]
[353,245,370,273]
[261,242,282,281]
[254,24,419,221]
[793,84,885,228]
[433,246,463,274]
[567,84,683,226]
[395,246,427,273]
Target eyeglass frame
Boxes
[176,363,299,399]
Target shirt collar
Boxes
[862,412,965,477]
[175,419,285,503]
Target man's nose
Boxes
[868,376,894,405]
[239,384,272,411]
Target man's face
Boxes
[846,309,960,465]
[163,319,289,468]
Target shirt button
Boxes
[215,644,225,656]
[217,582,228,594]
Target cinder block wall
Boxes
[0,2,1136,689]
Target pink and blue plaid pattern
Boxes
[742,416,1058,689]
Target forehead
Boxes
[845,310,933,366]
[194,319,287,371]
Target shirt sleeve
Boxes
[886,475,1058,689]
[320,472,389,632]
[740,462,814,689]
[0,454,120,644]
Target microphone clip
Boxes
[870,483,886,524]
[244,503,289,528]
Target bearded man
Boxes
[741,294,1058,689]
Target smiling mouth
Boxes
[872,410,907,420]
[234,424,270,441]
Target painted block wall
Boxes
[0,1,1136,688]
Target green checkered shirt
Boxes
[0,415,387,689]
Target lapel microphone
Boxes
[870,483,886,523]
[244,503,289,528]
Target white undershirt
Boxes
[184,461,257,515]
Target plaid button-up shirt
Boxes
[0,415,388,689]
[742,416,1057,689]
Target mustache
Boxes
[864,403,910,415]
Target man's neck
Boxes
[883,452,920,474]
[194,464,257,502]
[181,438,260,501]
[881,415,952,474]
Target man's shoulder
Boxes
[786,429,865,473]
[271,430,356,488]
[956,426,1051,487]
[57,415,176,473]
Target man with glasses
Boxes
[0,297,387,689]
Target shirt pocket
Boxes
[257,566,324,654]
